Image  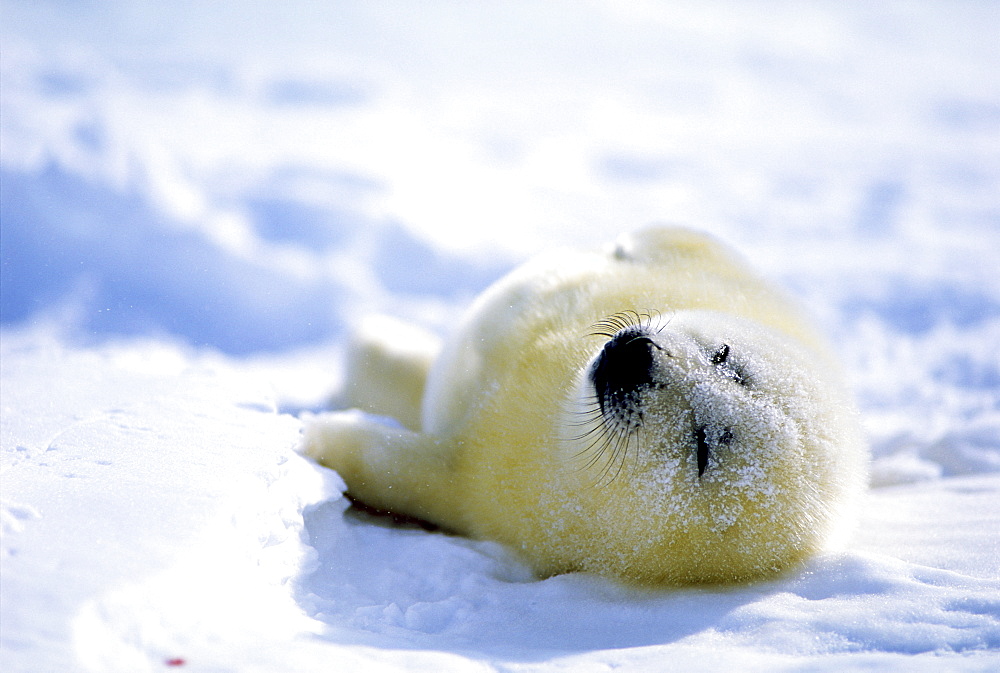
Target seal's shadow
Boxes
[292,496,767,662]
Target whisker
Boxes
[599,427,632,487]
[581,429,616,471]
[595,434,622,485]
[568,422,609,445]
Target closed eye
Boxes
[710,343,748,387]
[694,425,735,478]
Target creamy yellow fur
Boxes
[303,226,867,585]
[337,315,441,431]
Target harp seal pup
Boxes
[303,226,867,585]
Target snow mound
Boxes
[0,338,337,671]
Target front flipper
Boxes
[301,410,462,531]
[335,315,441,431]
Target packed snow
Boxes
[2,1,998,671]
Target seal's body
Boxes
[304,226,867,585]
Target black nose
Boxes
[590,327,661,420]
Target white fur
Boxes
[303,226,867,585]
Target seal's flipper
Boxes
[335,315,442,431]
[302,410,461,530]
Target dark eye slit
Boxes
[695,425,710,477]
[710,344,748,386]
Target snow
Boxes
[1,1,999,671]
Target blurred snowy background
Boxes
[2,1,999,671]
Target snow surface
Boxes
[2,1,999,671]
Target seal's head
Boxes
[560,309,864,584]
